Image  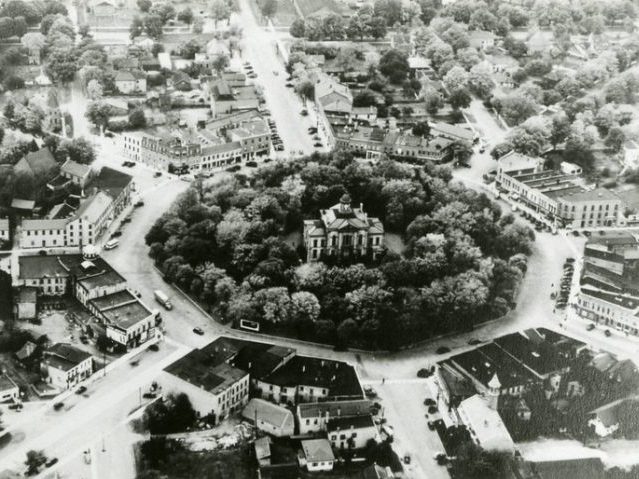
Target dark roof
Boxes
[528,457,604,479]
[494,332,567,377]
[327,414,375,431]
[15,148,57,177]
[18,255,72,279]
[262,356,363,400]
[230,342,295,379]
[43,343,92,371]
[92,167,132,200]
[297,399,373,419]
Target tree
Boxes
[45,47,79,83]
[12,16,27,37]
[368,16,387,39]
[468,62,493,99]
[149,3,175,24]
[57,138,96,164]
[423,87,443,114]
[177,7,193,24]
[450,140,473,165]
[379,49,409,84]
[449,88,471,110]
[0,17,14,38]
[212,54,229,75]
[353,89,378,107]
[130,15,144,39]
[412,121,430,138]
[443,65,469,93]
[21,31,45,53]
[260,0,277,18]
[136,0,151,12]
[605,126,625,153]
[25,450,47,476]
[86,79,103,100]
[179,39,201,59]
[502,35,528,58]
[495,92,539,126]
[290,18,306,38]
[468,8,498,31]
[549,114,571,148]
[210,0,231,27]
[144,14,164,39]
[85,101,112,128]
[449,444,513,479]
[337,318,358,344]
[128,108,146,129]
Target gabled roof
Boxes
[43,343,92,371]
[92,167,132,200]
[297,399,373,419]
[242,398,294,431]
[61,159,90,179]
[15,148,57,177]
[75,191,113,224]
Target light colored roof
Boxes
[408,55,430,69]
[228,118,269,139]
[254,436,271,461]
[624,140,639,150]
[22,218,68,230]
[315,73,352,102]
[498,150,541,173]
[61,159,90,179]
[0,218,8,230]
[301,438,335,463]
[488,373,501,389]
[242,398,294,431]
[76,191,113,224]
[431,122,474,142]
[558,188,620,203]
[458,395,515,452]
[11,199,35,210]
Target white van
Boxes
[104,239,119,250]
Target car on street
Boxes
[275,145,284,151]
[301,109,308,116]
[154,171,162,177]
[364,385,377,398]
[45,458,58,468]
[193,327,204,335]
[143,392,157,399]
[248,73,257,79]
[53,402,64,411]
[605,329,612,337]
[467,338,482,345]
[110,231,122,238]
[428,405,438,414]
[314,142,323,147]
[134,200,144,207]
[434,453,448,465]
[427,420,436,430]
[435,346,451,354]
[121,217,132,224]
[76,386,87,394]
[587,323,595,331]
[403,454,411,464]
[285,83,294,87]
[246,161,258,168]
[423,398,436,406]
[8,403,22,410]
[149,343,160,351]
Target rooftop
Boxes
[326,414,375,431]
[61,159,90,178]
[558,187,621,203]
[297,399,373,419]
[301,439,335,463]
[92,167,132,201]
[528,457,605,479]
[242,398,295,431]
[493,331,567,377]
[458,395,515,452]
[43,343,92,372]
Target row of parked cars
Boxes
[267,117,284,152]
[555,258,574,309]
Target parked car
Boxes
[246,161,258,168]
[428,405,438,414]
[314,142,323,147]
[285,82,294,87]
[110,231,122,238]
[134,200,144,207]
[193,327,204,335]
[467,338,482,345]
[364,385,377,398]
[76,386,87,394]
[403,454,411,464]
[605,329,612,337]
[8,403,22,410]
[301,109,308,116]
[154,171,162,178]
[436,346,450,354]
[587,323,596,331]
[149,343,160,352]
[427,421,436,430]
[423,398,436,406]
[45,458,58,468]
[53,402,64,411]
[434,453,448,465]
[143,392,157,399]
[275,144,284,151]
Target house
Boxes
[242,398,295,437]
[14,148,59,193]
[11,199,35,214]
[172,71,193,91]
[0,375,19,403]
[0,218,9,245]
[303,194,384,262]
[15,341,37,363]
[254,436,272,467]
[160,341,250,424]
[468,30,496,51]
[526,457,605,479]
[209,79,260,117]
[314,74,353,115]
[299,438,335,472]
[115,70,147,95]
[457,394,515,452]
[16,287,37,320]
[407,55,433,78]
[60,160,92,188]
[624,140,639,168]
[327,414,378,450]
[350,106,378,124]
[297,399,373,435]
[41,343,93,390]
[88,0,117,16]
[430,122,475,143]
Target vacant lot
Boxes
[296,0,348,17]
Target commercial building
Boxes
[0,218,8,244]
[497,152,623,228]
[335,125,453,163]
[120,117,270,172]
[303,194,384,262]
[41,343,93,391]
[327,414,378,450]
[457,394,515,452]
[208,79,260,117]
[0,375,19,403]
[576,288,639,336]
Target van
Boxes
[154,290,173,310]
[104,239,119,250]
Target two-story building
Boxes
[41,343,93,391]
[303,194,384,262]
[296,399,373,435]
[114,70,147,95]
[60,159,92,188]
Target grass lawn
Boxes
[253,0,299,26]
[296,0,348,17]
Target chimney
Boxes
[248,361,252,369]
[337,407,341,416]
[302,365,306,373]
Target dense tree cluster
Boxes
[146,152,532,349]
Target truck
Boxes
[154,290,172,310]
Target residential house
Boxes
[15,341,37,364]
[0,218,9,245]
[60,160,92,188]
[209,79,260,117]
[314,74,353,116]
[242,398,295,437]
[407,56,433,79]
[92,167,133,218]
[172,71,193,91]
[16,287,37,320]
[297,399,373,435]
[303,194,384,262]
[13,148,59,197]
[0,375,19,403]
[88,0,117,16]
[300,439,335,472]
[41,343,93,390]
[360,464,393,479]
[588,397,639,437]
[115,70,147,95]
[468,30,496,51]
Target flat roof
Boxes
[166,359,246,396]
[493,332,567,377]
[101,297,152,330]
